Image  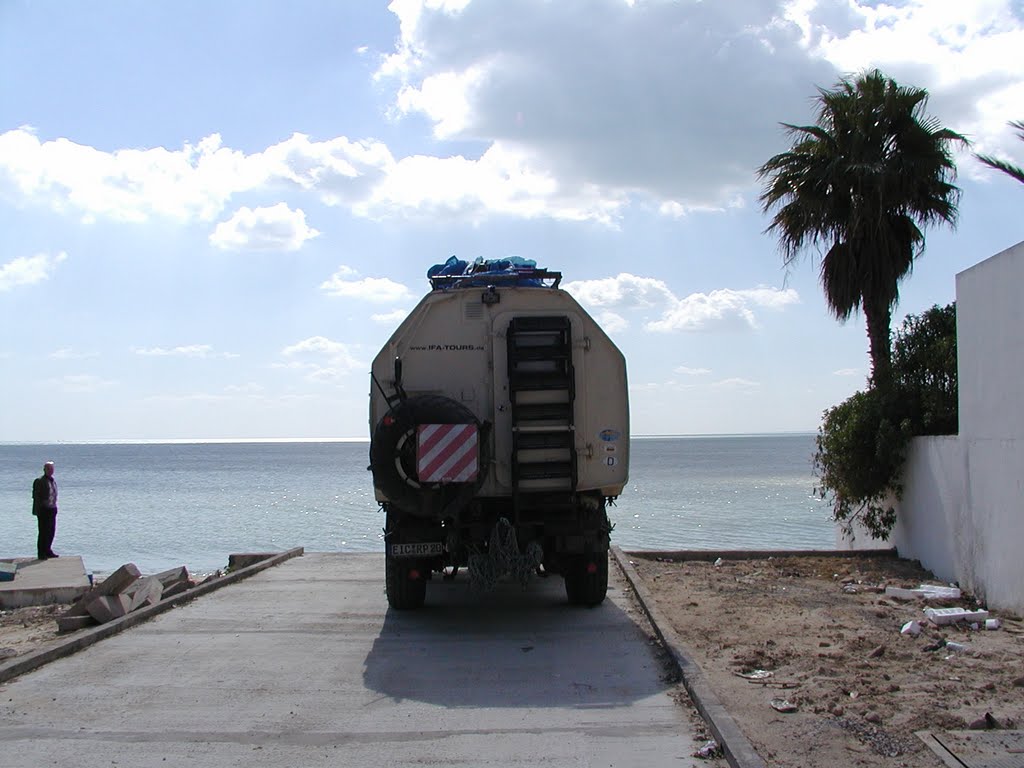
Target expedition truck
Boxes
[368,261,629,610]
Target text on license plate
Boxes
[391,542,444,557]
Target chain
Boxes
[467,517,543,592]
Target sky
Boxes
[1,0,1023,442]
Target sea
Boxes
[0,435,835,577]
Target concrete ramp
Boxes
[0,553,706,767]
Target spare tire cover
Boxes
[370,395,486,515]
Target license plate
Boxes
[390,542,444,557]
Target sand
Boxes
[629,552,1024,767]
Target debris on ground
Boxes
[885,584,962,600]
[770,697,799,713]
[694,739,723,759]
[900,620,922,636]
[56,563,195,633]
[630,553,1024,768]
[924,606,990,626]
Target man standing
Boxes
[32,461,59,560]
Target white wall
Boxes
[957,242,1024,441]
[840,241,1024,614]
[889,437,962,585]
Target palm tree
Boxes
[758,69,967,390]
[976,120,1024,184]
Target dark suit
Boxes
[32,475,58,559]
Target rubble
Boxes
[924,606,990,626]
[56,563,195,633]
[885,584,961,600]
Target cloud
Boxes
[0,130,252,222]
[564,273,676,309]
[224,382,265,394]
[833,368,861,377]
[711,377,761,391]
[380,0,838,210]
[675,366,712,376]
[320,267,414,303]
[210,203,320,251]
[566,273,799,332]
[3,3,1020,228]
[596,311,627,334]
[49,348,98,360]
[133,344,237,358]
[0,251,67,292]
[645,287,800,332]
[0,128,393,224]
[381,0,1024,206]
[49,374,116,393]
[790,1,1024,172]
[371,308,411,324]
[281,335,364,380]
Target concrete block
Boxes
[61,563,142,618]
[885,585,961,601]
[160,578,194,598]
[228,553,275,571]
[152,566,190,586]
[85,594,132,624]
[924,607,990,625]
[128,577,164,612]
[0,562,16,582]
[56,614,97,633]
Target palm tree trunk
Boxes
[864,298,893,391]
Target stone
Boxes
[227,553,275,571]
[56,615,97,633]
[968,712,1000,730]
[128,577,164,612]
[85,594,132,624]
[61,563,141,618]
[160,578,194,598]
[152,566,190,586]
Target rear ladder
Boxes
[506,316,577,521]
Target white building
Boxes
[856,240,1024,613]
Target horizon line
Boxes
[2,431,816,446]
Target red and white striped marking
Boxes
[417,424,479,483]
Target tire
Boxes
[565,553,609,607]
[384,505,427,610]
[370,395,486,516]
[385,553,427,610]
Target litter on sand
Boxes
[736,669,774,680]
[695,740,723,759]
[770,698,799,713]
[885,584,962,600]
[900,620,923,636]
[924,607,989,626]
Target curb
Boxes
[623,547,897,563]
[0,547,304,684]
[611,545,768,768]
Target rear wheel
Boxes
[565,553,608,607]
[384,506,427,610]
[385,554,427,610]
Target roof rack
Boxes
[429,267,562,291]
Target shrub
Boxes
[815,303,957,540]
